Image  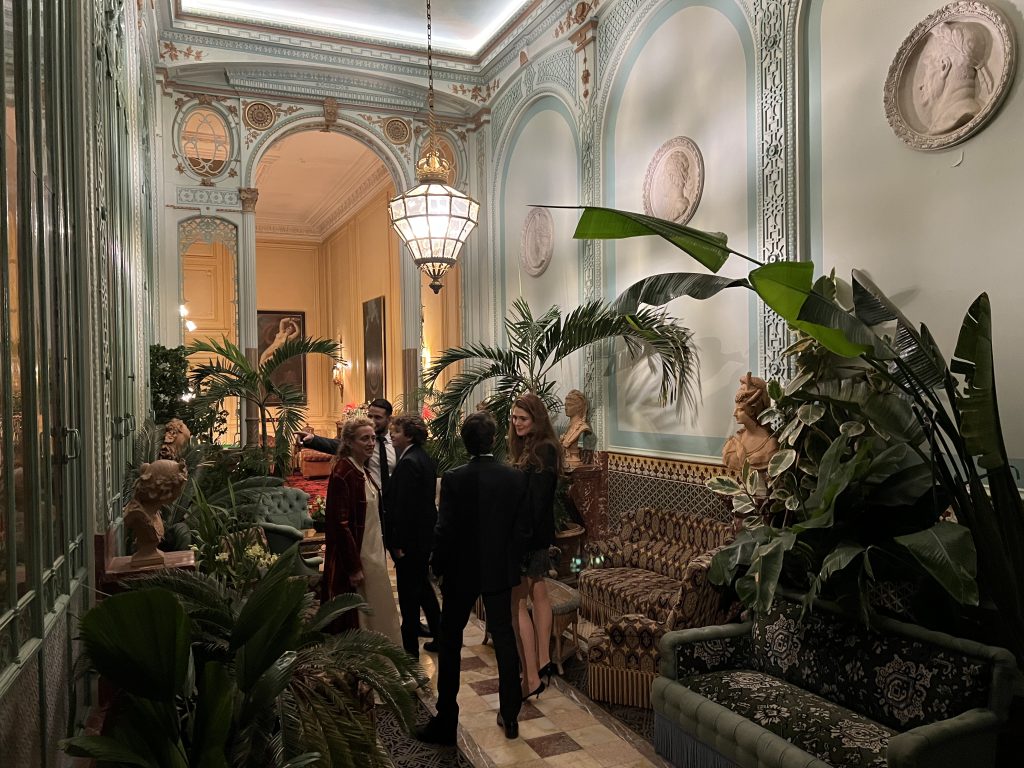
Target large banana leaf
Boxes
[894,522,978,605]
[613,272,751,313]
[191,662,235,768]
[570,206,745,272]
[79,589,191,701]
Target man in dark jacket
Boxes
[383,413,442,657]
[416,412,530,745]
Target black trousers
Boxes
[394,551,441,656]
[435,586,521,728]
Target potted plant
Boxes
[574,206,1024,663]
[423,296,701,470]
[62,547,426,767]
[186,335,341,476]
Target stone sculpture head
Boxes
[159,418,191,460]
[564,389,589,421]
[733,373,770,430]
[915,21,992,134]
[135,459,189,506]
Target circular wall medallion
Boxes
[884,2,1015,151]
[243,101,276,131]
[520,207,554,278]
[642,136,704,225]
[384,118,411,145]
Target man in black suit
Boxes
[417,412,530,746]
[384,413,442,657]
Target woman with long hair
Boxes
[508,392,563,700]
[323,416,401,643]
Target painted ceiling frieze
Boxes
[450,79,501,104]
[160,40,205,61]
[554,0,602,39]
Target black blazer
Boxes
[432,456,530,596]
[304,435,340,456]
[382,443,438,556]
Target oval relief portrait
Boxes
[520,207,554,277]
[643,137,704,225]
[884,2,1016,151]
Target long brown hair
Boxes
[508,392,564,474]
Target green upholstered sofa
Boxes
[579,507,737,707]
[256,487,323,571]
[652,598,1018,767]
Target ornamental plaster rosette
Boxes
[884,1,1016,151]
[642,136,704,225]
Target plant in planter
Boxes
[150,343,228,441]
[423,296,700,470]
[62,547,426,767]
[186,335,341,476]
[574,206,1024,662]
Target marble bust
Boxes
[123,459,188,566]
[721,373,779,473]
[560,389,592,471]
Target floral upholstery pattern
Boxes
[684,670,894,767]
[673,631,754,677]
[752,600,993,731]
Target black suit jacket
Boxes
[382,443,438,556]
[304,435,340,456]
[432,456,530,595]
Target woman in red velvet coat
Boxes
[323,415,402,640]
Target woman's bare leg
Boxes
[529,577,552,672]
[513,577,541,695]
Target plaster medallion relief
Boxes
[642,136,704,225]
[520,207,555,277]
[384,118,411,145]
[242,101,276,131]
[884,1,1015,151]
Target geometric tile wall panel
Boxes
[606,453,732,530]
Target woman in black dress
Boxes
[508,392,563,700]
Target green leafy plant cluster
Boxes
[574,206,1024,662]
[424,296,700,470]
[62,548,426,768]
[150,344,228,441]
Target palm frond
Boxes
[259,337,340,380]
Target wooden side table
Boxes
[545,577,582,673]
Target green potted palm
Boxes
[186,335,341,475]
[423,296,701,470]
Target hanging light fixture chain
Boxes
[425,0,437,152]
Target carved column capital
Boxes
[238,187,259,213]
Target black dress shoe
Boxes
[416,716,457,746]
[496,713,518,739]
[418,622,433,638]
[422,640,440,653]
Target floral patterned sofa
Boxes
[579,507,737,707]
[652,598,1018,767]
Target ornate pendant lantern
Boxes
[388,0,479,293]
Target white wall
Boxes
[500,96,583,399]
[812,0,1024,459]
[606,2,754,456]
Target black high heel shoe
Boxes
[539,662,556,684]
[522,681,546,702]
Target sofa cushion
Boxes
[578,567,681,623]
[588,614,661,673]
[753,600,993,731]
[685,669,895,768]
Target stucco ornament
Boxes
[520,207,555,277]
[642,136,704,225]
[884,2,1015,151]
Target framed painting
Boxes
[363,296,386,401]
[256,310,306,404]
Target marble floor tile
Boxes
[525,732,583,758]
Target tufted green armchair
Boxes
[256,487,323,571]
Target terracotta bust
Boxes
[123,459,188,566]
[560,389,592,471]
[158,418,191,460]
[721,373,779,472]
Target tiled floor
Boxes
[410,607,668,767]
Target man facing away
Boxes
[417,411,530,745]
[383,413,442,657]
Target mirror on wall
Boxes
[178,216,239,443]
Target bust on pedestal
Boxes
[560,389,593,471]
[123,459,188,567]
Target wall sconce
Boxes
[185,320,197,332]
